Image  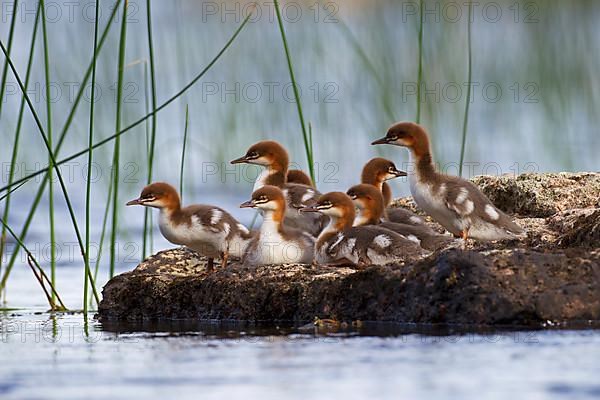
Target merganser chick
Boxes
[361,157,426,226]
[300,192,427,267]
[240,185,314,266]
[347,184,455,251]
[231,140,323,235]
[372,122,525,240]
[287,169,314,187]
[126,182,253,270]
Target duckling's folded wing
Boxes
[445,180,524,235]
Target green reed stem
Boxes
[180,105,189,201]
[0,11,254,197]
[0,0,19,121]
[416,0,424,123]
[110,0,129,279]
[0,0,122,296]
[0,3,41,298]
[40,0,56,304]
[143,0,158,260]
[0,40,100,305]
[273,0,315,183]
[90,175,112,308]
[0,213,67,311]
[459,1,473,177]
[84,0,101,315]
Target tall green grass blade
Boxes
[0,39,100,305]
[0,1,122,295]
[0,3,41,298]
[180,105,189,201]
[84,0,101,315]
[273,0,315,183]
[109,0,129,279]
[0,216,67,311]
[0,0,19,121]
[143,0,158,260]
[0,11,254,196]
[459,1,473,177]
[0,181,27,203]
[40,0,56,304]
[416,0,424,123]
[90,178,112,308]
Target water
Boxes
[1,0,600,398]
[2,310,600,399]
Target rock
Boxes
[98,172,600,326]
[98,247,600,325]
[548,208,600,248]
[472,172,600,217]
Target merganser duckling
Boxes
[300,192,427,267]
[231,140,324,235]
[287,169,314,187]
[361,157,426,226]
[240,185,314,266]
[126,182,253,270]
[346,184,455,251]
[372,122,525,240]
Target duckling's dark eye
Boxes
[388,166,395,172]
[248,151,259,159]
[259,196,268,202]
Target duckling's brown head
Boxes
[240,185,286,212]
[126,182,180,210]
[371,121,430,157]
[361,158,406,185]
[347,184,385,212]
[300,192,355,220]
[287,169,314,187]
[231,140,289,168]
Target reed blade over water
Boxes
[0,3,41,299]
[110,0,129,279]
[85,0,101,313]
[0,0,123,295]
[0,39,101,304]
[273,0,315,183]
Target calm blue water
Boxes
[1,310,600,400]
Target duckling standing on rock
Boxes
[300,192,428,267]
[361,157,426,226]
[231,140,324,235]
[347,184,456,251]
[126,182,253,270]
[240,185,314,266]
[372,122,525,241]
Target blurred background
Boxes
[0,0,599,293]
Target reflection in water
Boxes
[1,313,600,400]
